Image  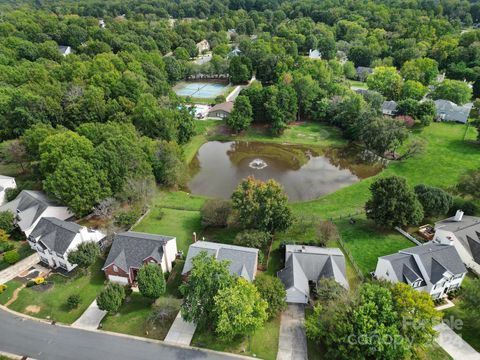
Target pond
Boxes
[187,141,384,202]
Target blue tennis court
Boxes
[174,82,228,99]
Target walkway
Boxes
[164,311,197,346]
[0,253,39,284]
[0,307,250,360]
[435,323,480,360]
[277,304,308,360]
[72,300,107,330]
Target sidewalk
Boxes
[72,300,107,330]
[435,323,480,360]
[0,253,39,284]
[164,311,197,346]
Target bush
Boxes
[258,251,265,266]
[0,211,15,234]
[3,249,20,264]
[0,284,6,294]
[34,277,45,285]
[314,221,340,247]
[254,273,286,319]
[200,199,232,228]
[449,198,478,216]
[26,280,36,288]
[97,283,126,313]
[233,229,270,249]
[137,263,166,299]
[5,188,20,202]
[316,278,348,302]
[114,209,141,229]
[67,294,81,310]
[0,241,14,254]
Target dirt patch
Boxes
[25,305,41,314]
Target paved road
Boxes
[0,308,246,360]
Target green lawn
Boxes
[8,259,105,323]
[192,315,281,360]
[0,279,22,305]
[349,80,368,89]
[0,242,33,271]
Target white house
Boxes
[196,40,210,54]
[374,243,467,299]
[0,190,73,237]
[58,45,71,56]
[0,175,16,205]
[103,232,177,286]
[28,218,105,272]
[433,211,480,275]
[308,49,322,60]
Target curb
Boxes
[0,350,38,360]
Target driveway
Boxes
[0,307,249,360]
[72,300,107,330]
[277,304,308,360]
[164,311,197,346]
[0,254,39,284]
[435,323,480,360]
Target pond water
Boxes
[187,141,384,202]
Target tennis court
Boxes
[173,82,228,99]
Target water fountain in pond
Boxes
[249,158,268,170]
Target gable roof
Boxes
[278,254,309,297]
[381,100,398,113]
[0,190,69,232]
[182,241,258,281]
[356,66,373,75]
[103,232,176,272]
[29,217,83,255]
[208,101,234,114]
[434,100,473,123]
[379,243,466,286]
[435,215,480,263]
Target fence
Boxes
[394,226,421,245]
[336,233,365,282]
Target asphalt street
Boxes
[0,308,244,360]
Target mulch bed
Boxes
[30,282,54,292]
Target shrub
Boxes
[0,284,6,294]
[5,188,20,202]
[114,209,141,229]
[67,294,81,310]
[0,211,15,234]
[137,263,166,299]
[316,278,348,302]
[0,240,14,254]
[34,277,45,285]
[315,221,340,247]
[233,229,270,249]
[449,198,478,216]
[254,273,286,319]
[3,249,20,264]
[97,283,126,313]
[200,199,232,228]
[26,280,36,288]
[67,241,101,270]
[258,251,265,266]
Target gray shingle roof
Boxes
[103,232,176,272]
[182,241,258,282]
[29,217,82,255]
[381,100,397,113]
[435,215,480,264]
[434,100,473,123]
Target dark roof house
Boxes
[434,100,473,124]
[381,100,398,116]
[356,66,373,81]
[207,101,234,119]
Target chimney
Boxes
[192,232,197,242]
[454,210,464,222]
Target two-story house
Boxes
[28,217,105,272]
[103,232,178,286]
[374,243,467,299]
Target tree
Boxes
[214,278,268,340]
[97,283,126,313]
[457,169,480,199]
[231,177,293,233]
[401,80,428,100]
[431,79,472,105]
[200,199,232,228]
[367,67,403,100]
[360,116,408,156]
[233,230,270,249]
[151,141,187,188]
[3,250,20,264]
[462,278,480,319]
[316,278,347,302]
[314,221,340,247]
[264,85,298,135]
[44,157,111,217]
[414,184,453,217]
[67,294,81,310]
[229,56,252,84]
[365,176,424,227]
[0,211,15,233]
[137,263,166,299]
[180,252,234,330]
[401,58,439,85]
[226,95,252,133]
[254,273,286,319]
[67,241,101,271]
[132,94,177,141]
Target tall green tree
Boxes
[401,58,439,85]
[254,273,287,319]
[226,95,252,133]
[229,56,252,84]
[97,283,126,314]
[67,242,101,271]
[137,263,166,299]
[431,79,472,105]
[414,184,453,217]
[367,66,403,100]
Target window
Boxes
[113,265,118,272]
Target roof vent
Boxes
[454,210,464,222]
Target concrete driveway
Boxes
[72,300,107,330]
[164,311,197,346]
[0,254,39,284]
[435,323,480,360]
[277,304,308,360]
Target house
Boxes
[103,231,177,286]
[434,100,473,124]
[228,47,241,58]
[227,29,237,40]
[356,66,373,81]
[196,40,210,54]
[381,100,398,116]
[99,19,106,28]
[433,211,480,275]
[0,190,73,237]
[28,218,105,272]
[0,175,16,205]
[182,241,258,282]
[277,245,349,304]
[58,45,71,56]
[308,49,322,60]
[374,243,467,299]
[207,101,234,119]
[336,50,348,65]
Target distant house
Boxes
[336,50,348,65]
[356,66,373,81]
[381,100,398,116]
[58,46,71,56]
[434,100,473,124]
[0,190,73,237]
[277,245,349,304]
[28,218,105,272]
[103,232,177,286]
[227,29,237,40]
[196,40,210,54]
[207,101,234,119]
[228,47,241,58]
[0,175,16,205]
[99,19,106,29]
[308,49,322,60]
[182,241,258,282]
[250,34,258,42]
[434,211,480,275]
[374,243,467,299]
